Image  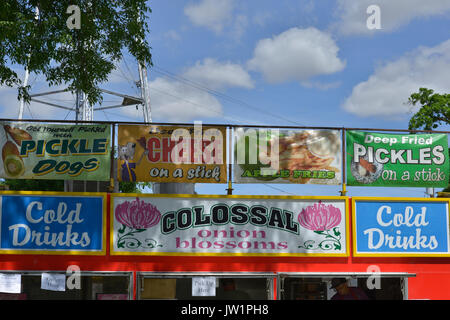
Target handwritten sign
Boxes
[41,273,66,291]
[192,277,216,296]
[0,273,21,293]
[0,192,105,254]
[353,198,450,256]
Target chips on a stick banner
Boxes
[110,194,349,256]
[117,124,227,183]
[233,128,342,184]
[0,122,111,180]
[346,131,449,187]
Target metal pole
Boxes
[138,63,151,123]
[18,6,39,120]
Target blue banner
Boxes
[353,199,450,256]
[0,193,105,254]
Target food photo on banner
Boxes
[233,127,342,185]
[117,124,227,183]
[0,122,111,181]
[346,130,449,187]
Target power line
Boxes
[152,66,305,126]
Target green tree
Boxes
[407,88,450,193]
[0,0,152,105]
[408,88,450,130]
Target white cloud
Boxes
[143,77,223,122]
[182,58,254,90]
[184,0,234,33]
[334,0,450,35]
[342,39,450,118]
[247,27,345,84]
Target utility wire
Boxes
[152,65,305,126]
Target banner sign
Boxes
[0,192,106,255]
[346,130,449,187]
[234,128,342,184]
[111,195,349,256]
[0,122,111,181]
[117,124,227,183]
[352,198,450,256]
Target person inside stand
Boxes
[330,278,369,300]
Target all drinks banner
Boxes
[346,131,449,187]
[234,128,342,184]
[0,122,111,180]
[111,195,349,256]
[353,198,450,256]
[117,125,227,183]
[0,192,106,254]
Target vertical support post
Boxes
[227,126,233,195]
[138,63,151,123]
[340,128,347,196]
[109,123,116,192]
[18,6,39,120]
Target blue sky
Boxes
[1,0,450,197]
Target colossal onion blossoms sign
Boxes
[110,195,349,257]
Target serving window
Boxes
[0,271,133,300]
[278,273,414,300]
[137,272,275,300]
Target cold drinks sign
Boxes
[352,198,450,256]
[111,195,349,256]
[0,192,106,254]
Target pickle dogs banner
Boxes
[111,195,348,256]
[346,131,449,187]
[353,198,450,256]
[234,128,342,184]
[0,192,106,254]
[0,122,111,180]
[117,124,227,183]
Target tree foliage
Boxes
[408,88,450,130]
[0,0,152,105]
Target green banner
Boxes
[346,130,449,187]
[0,122,111,180]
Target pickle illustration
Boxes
[2,141,25,177]
[3,125,32,146]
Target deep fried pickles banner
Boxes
[346,130,449,187]
[0,122,111,180]
[234,128,342,184]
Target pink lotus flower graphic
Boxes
[115,198,162,249]
[298,201,341,231]
[297,201,342,251]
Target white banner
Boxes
[111,195,348,256]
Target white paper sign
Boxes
[0,273,21,293]
[192,277,216,296]
[41,273,66,291]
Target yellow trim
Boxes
[0,190,107,256]
[110,194,350,257]
[351,196,450,257]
